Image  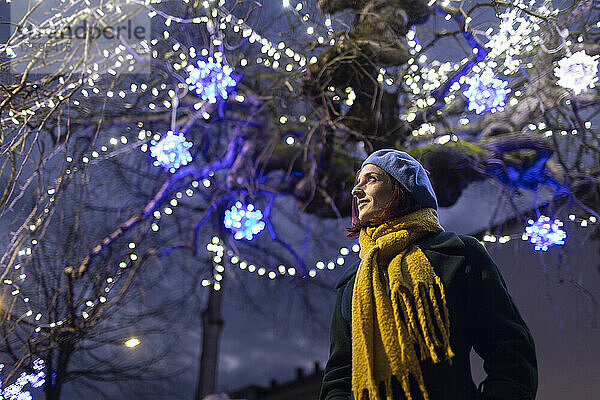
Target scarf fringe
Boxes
[353,371,429,400]
[410,279,455,363]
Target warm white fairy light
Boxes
[204,236,359,284]
[398,1,557,121]
[399,31,462,121]
[217,9,308,71]
[8,122,207,332]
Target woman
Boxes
[320,149,537,400]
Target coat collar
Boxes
[334,231,466,289]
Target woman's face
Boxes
[351,164,398,224]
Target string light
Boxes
[480,213,597,250]
[4,0,596,341]
[554,50,599,95]
[205,236,360,284]
[7,126,200,331]
[484,0,546,74]
[2,0,314,126]
[17,111,597,322]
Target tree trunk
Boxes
[194,261,225,400]
[44,343,73,400]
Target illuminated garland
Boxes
[4,0,597,330]
[5,126,193,332]
[1,1,315,126]
[203,236,360,289]
[484,0,547,74]
[481,214,595,250]
[13,125,600,325]
[206,211,596,286]
[398,0,554,132]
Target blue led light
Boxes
[463,72,511,114]
[150,132,193,173]
[524,215,566,251]
[0,359,45,399]
[224,201,266,240]
[186,57,237,103]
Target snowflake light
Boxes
[150,132,193,173]
[554,50,599,95]
[484,0,547,74]
[464,71,511,114]
[0,359,45,399]
[186,57,237,103]
[523,215,566,251]
[224,202,265,240]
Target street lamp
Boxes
[124,337,140,348]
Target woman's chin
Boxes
[358,215,376,226]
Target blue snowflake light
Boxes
[186,57,237,103]
[0,359,45,399]
[150,132,193,173]
[523,215,566,251]
[463,71,511,114]
[224,201,266,240]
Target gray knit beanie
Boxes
[361,149,438,210]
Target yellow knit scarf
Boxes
[351,208,454,400]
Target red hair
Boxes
[345,168,421,238]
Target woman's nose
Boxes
[351,185,363,198]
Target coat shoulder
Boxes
[417,231,465,251]
[332,231,480,290]
[334,262,359,289]
[420,231,490,258]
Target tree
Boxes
[0,136,207,399]
[1,0,599,396]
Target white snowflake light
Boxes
[484,0,548,74]
[554,50,599,95]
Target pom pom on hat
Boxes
[362,149,438,210]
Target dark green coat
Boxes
[320,232,538,400]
